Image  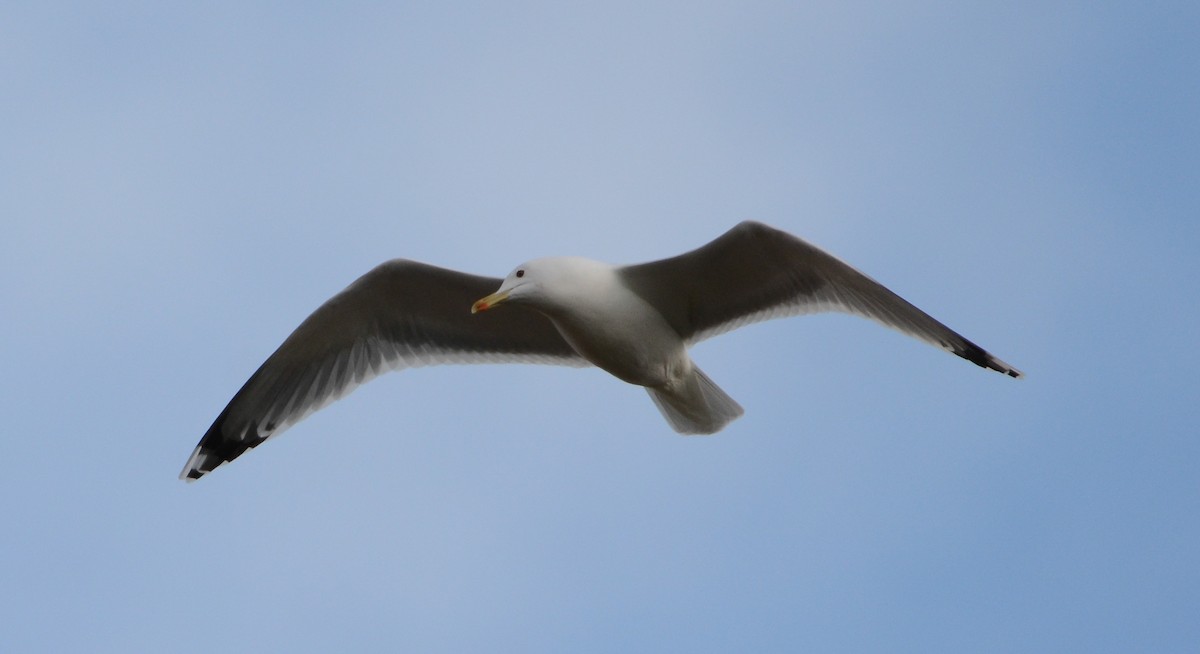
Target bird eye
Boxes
[516,269,525,278]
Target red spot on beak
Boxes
[472,291,507,314]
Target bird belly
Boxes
[549,311,686,388]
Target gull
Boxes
[181,221,1022,480]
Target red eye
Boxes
[516,269,525,278]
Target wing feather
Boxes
[181,260,583,480]
[619,221,1022,378]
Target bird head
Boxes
[471,257,605,314]
[471,261,540,314]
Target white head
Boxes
[471,257,610,315]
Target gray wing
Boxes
[619,221,1023,378]
[181,259,584,480]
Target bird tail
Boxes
[646,366,744,435]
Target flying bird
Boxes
[181,221,1022,480]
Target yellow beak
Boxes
[471,290,510,314]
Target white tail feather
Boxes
[646,366,744,434]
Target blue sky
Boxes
[2,2,1197,652]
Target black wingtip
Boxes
[182,466,206,482]
[179,446,224,481]
[180,407,271,482]
[954,340,1024,379]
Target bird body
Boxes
[495,257,687,386]
[474,256,742,434]
[181,221,1021,481]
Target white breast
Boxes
[535,259,689,387]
